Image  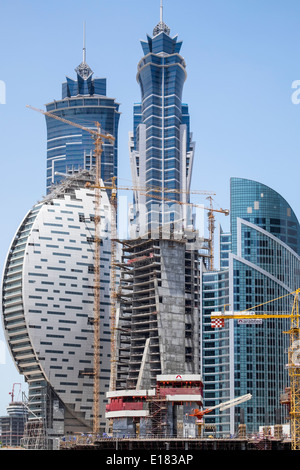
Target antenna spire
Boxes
[83,21,86,63]
[153,0,170,36]
[75,20,93,80]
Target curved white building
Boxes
[1,171,114,447]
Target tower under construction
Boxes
[105,5,204,437]
[106,227,206,437]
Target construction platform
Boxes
[60,436,291,451]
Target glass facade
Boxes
[45,57,120,193]
[129,19,195,233]
[201,178,300,436]
[201,266,231,436]
[230,177,300,256]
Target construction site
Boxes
[59,435,291,451]
[1,97,300,451]
[3,0,300,456]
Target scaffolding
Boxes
[21,418,47,450]
[148,382,167,437]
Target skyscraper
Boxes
[45,36,120,193]
[201,178,300,436]
[105,6,205,439]
[1,171,114,448]
[129,2,195,235]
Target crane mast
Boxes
[109,177,117,392]
[286,289,300,451]
[92,123,104,435]
[206,196,229,271]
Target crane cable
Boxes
[223,289,299,315]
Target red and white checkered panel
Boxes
[211,319,225,328]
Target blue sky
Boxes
[1,0,300,415]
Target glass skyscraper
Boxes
[201,178,300,436]
[105,9,204,439]
[129,11,195,234]
[45,49,120,193]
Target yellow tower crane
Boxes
[206,196,230,271]
[108,176,118,393]
[211,288,300,451]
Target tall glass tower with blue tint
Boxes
[45,48,120,193]
[201,178,300,437]
[129,7,195,235]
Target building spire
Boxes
[83,20,86,63]
[153,0,170,36]
[75,21,93,80]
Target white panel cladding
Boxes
[156,374,202,382]
[165,394,202,402]
[105,410,149,418]
[107,389,156,399]
[21,185,112,425]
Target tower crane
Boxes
[211,288,300,450]
[206,196,230,271]
[190,393,252,437]
[9,383,22,403]
[108,176,118,393]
